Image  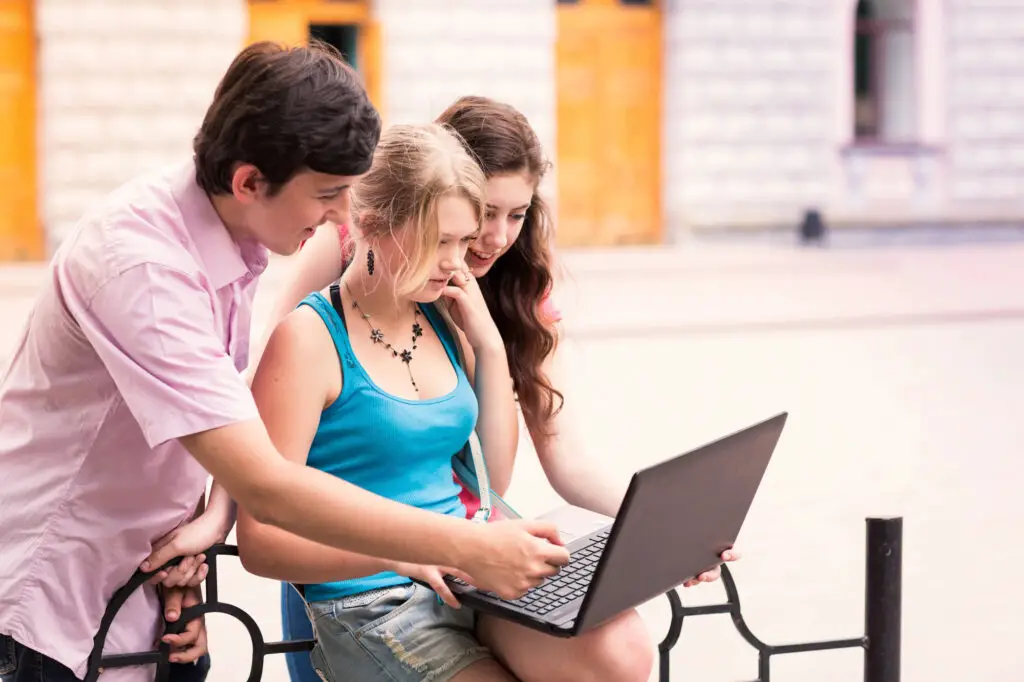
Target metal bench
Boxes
[86,516,902,682]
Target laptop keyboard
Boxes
[491,530,609,616]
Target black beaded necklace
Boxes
[344,283,425,393]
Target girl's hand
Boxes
[683,548,741,587]
[393,562,473,609]
[142,513,230,587]
[441,270,502,352]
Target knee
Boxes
[579,611,655,682]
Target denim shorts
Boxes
[306,582,492,682]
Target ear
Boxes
[230,164,265,204]
[349,211,373,237]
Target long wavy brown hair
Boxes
[435,96,563,436]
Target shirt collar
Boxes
[170,160,268,290]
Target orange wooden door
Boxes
[0,0,42,261]
[556,1,661,247]
[247,1,382,114]
[248,1,309,46]
[554,10,601,248]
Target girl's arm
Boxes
[461,337,519,496]
[236,306,410,583]
[202,480,236,536]
[444,272,519,496]
[249,223,346,376]
[529,329,629,518]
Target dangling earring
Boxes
[367,247,375,276]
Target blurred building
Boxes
[1,0,1023,261]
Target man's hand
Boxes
[142,513,230,587]
[160,585,207,664]
[458,519,569,600]
[683,548,741,588]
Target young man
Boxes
[0,42,568,682]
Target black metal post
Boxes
[864,517,902,682]
[658,589,685,682]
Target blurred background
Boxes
[2,0,1024,680]
[3,0,1023,257]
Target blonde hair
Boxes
[351,122,486,295]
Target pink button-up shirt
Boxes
[0,161,267,680]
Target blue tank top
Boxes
[298,291,478,602]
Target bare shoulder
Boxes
[272,301,333,346]
[256,303,342,401]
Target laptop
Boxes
[440,412,788,637]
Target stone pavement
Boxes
[2,240,1023,681]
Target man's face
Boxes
[244,170,360,256]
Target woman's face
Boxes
[465,172,535,277]
[406,194,480,303]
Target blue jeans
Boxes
[307,583,489,682]
[281,583,320,682]
[0,634,210,682]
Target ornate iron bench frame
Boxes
[86,517,902,682]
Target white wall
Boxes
[662,0,839,235]
[945,0,1024,217]
[374,0,558,195]
[37,0,247,246]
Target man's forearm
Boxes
[181,422,484,570]
[255,460,480,568]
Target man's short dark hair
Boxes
[194,40,381,195]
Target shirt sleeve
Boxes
[74,262,259,448]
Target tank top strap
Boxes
[297,288,365,391]
[420,302,462,372]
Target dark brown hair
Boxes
[435,96,563,436]
[194,40,381,196]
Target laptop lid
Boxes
[574,412,788,631]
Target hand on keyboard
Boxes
[459,519,570,600]
[450,530,609,618]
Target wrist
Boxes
[196,509,232,543]
[382,558,413,576]
[203,484,237,537]
[470,335,505,358]
[447,520,488,570]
